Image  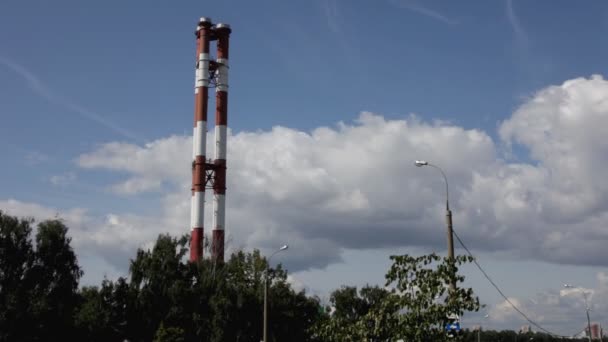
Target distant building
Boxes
[471,325,482,332]
[519,325,531,334]
[587,322,601,339]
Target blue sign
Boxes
[445,322,461,332]
[445,321,461,338]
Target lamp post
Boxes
[263,244,288,342]
[476,314,489,342]
[564,284,593,342]
[415,160,455,292]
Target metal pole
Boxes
[427,163,456,292]
[582,290,593,342]
[564,285,594,341]
[446,206,455,290]
[586,308,592,342]
[262,246,288,342]
[263,265,268,342]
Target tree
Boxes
[121,233,323,342]
[329,285,391,323]
[0,213,83,341]
[74,277,134,341]
[74,285,109,341]
[206,249,322,342]
[127,233,191,342]
[312,285,392,341]
[154,321,185,342]
[29,219,83,340]
[0,211,35,341]
[384,253,481,341]
[314,253,482,341]
[263,268,322,342]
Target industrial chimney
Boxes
[190,17,231,263]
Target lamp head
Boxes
[415,160,428,167]
[280,245,289,251]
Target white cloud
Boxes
[0,199,87,226]
[77,136,191,194]
[9,75,608,273]
[6,110,499,275]
[489,297,526,322]
[110,178,163,195]
[287,274,308,293]
[50,172,77,186]
[597,272,608,287]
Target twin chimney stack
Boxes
[190,17,231,263]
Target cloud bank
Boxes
[3,75,608,290]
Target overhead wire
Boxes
[451,228,576,339]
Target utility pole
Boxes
[263,245,288,342]
[564,284,593,342]
[263,270,268,342]
[445,198,455,292]
[585,305,592,342]
[415,160,456,292]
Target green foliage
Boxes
[72,233,322,341]
[0,211,35,341]
[0,212,82,341]
[73,278,134,341]
[154,321,186,342]
[314,253,482,342]
[30,219,83,340]
[385,253,482,341]
[312,285,393,341]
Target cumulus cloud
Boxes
[3,75,608,298]
[77,136,191,194]
[287,274,308,293]
[0,199,84,224]
[489,75,608,265]
[71,111,497,271]
[489,297,526,322]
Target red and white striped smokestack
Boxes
[190,17,213,262]
[211,23,231,263]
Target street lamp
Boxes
[476,313,489,342]
[415,160,455,291]
[263,244,289,342]
[564,284,593,342]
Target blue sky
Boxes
[3,0,608,335]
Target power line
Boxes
[451,228,575,339]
